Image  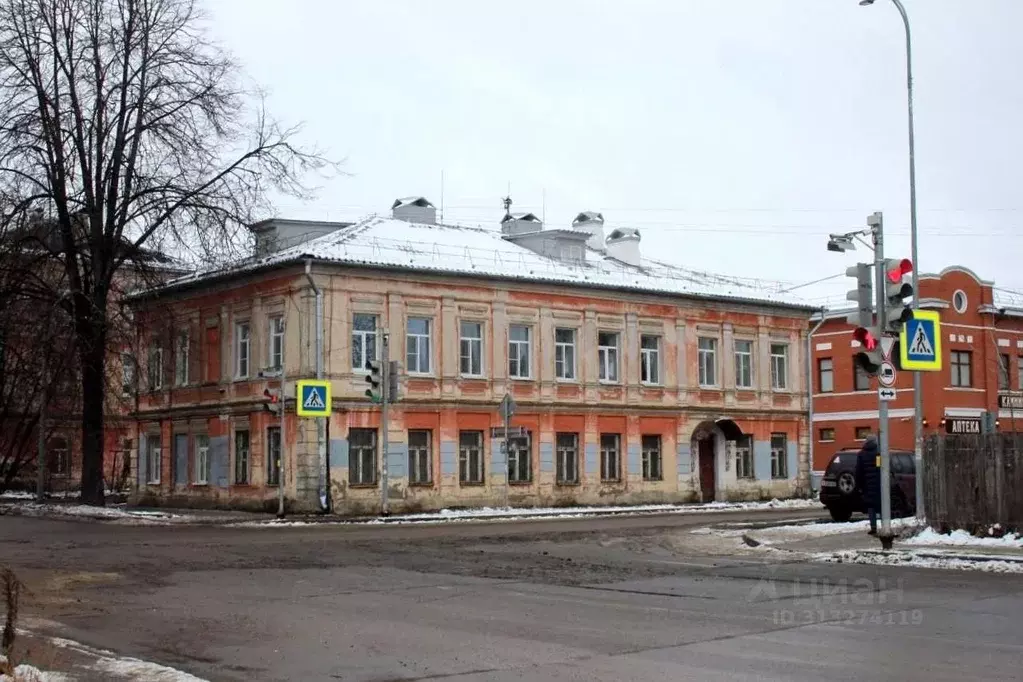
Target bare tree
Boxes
[0,0,330,504]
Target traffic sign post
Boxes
[869,212,895,549]
[878,361,897,388]
[899,309,942,371]
[296,380,331,418]
[878,387,896,402]
[498,394,516,507]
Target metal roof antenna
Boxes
[440,169,445,223]
[502,191,512,221]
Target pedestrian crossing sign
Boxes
[296,380,331,417]
[899,310,942,371]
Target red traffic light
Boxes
[886,258,913,284]
[852,327,877,351]
[263,388,279,403]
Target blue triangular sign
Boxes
[303,387,325,410]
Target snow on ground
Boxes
[238,498,821,527]
[48,636,207,681]
[0,502,184,525]
[902,527,1023,549]
[814,549,1023,574]
[691,517,920,545]
[0,656,70,682]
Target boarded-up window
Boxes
[205,325,220,383]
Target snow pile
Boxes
[814,549,1023,574]
[0,656,70,682]
[49,636,207,681]
[903,527,1023,549]
[239,498,820,527]
[692,517,919,544]
[0,502,183,525]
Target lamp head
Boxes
[859,0,876,6]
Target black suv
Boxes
[819,447,917,522]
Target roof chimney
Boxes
[392,196,437,224]
[605,227,641,267]
[572,211,605,251]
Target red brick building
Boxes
[810,266,1023,483]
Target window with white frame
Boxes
[770,433,788,479]
[698,337,717,387]
[641,435,662,481]
[349,428,377,485]
[854,363,871,391]
[406,317,432,374]
[600,433,621,482]
[640,335,661,384]
[352,313,378,371]
[175,330,189,386]
[1019,356,1023,390]
[770,343,789,390]
[508,325,532,379]
[148,345,163,390]
[507,433,531,483]
[235,322,250,379]
[556,433,578,484]
[234,429,250,484]
[267,427,281,486]
[458,430,484,484]
[735,435,754,479]
[268,315,284,372]
[598,331,619,382]
[950,350,972,387]
[818,358,834,393]
[146,436,161,484]
[734,339,753,389]
[408,430,432,485]
[460,321,483,377]
[194,434,210,485]
[554,328,576,380]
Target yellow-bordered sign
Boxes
[296,380,331,417]
[899,310,942,371]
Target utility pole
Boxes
[278,330,287,519]
[36,347,47,502]
[380,332,390,516]
[869,212,894,548]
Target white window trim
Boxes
[598,332,620,384]
[351,314,379,373]
[268,315,285,373]
[146,439,162,485]
[770,343,789,392]
[698,337,718,388]
[406,317,433,376]
[508,325,532,380]
[148,346,164,391]
[734,339,754,390]
[640,335,661,386]
[194,435,210,485]
[460,321,485,378]
[554,328,577,382]
[235,321,251,380]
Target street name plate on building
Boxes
[945,418,981,435]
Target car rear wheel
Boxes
[828,506,853,523]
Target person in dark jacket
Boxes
[855,436,882,535]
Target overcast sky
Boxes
[208,0,1023,307]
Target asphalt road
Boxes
[2,507,1021,681]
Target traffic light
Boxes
[263,387,282,416]
[852,325,883,376]
[365,360,383,403]
[845,263,873,328]
[883,258,914,334]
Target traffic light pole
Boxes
[278,338,287,519]
[380,333,390,516]
[869,212,894,548]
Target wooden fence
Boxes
[923,433,1023,534]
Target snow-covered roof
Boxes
[391,196,434,209]
[148,214,814,310]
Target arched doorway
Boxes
[690,419,744,502]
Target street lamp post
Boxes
[860,0,924,520]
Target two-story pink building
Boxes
[128,198,815,513]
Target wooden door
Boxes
[698,438,716,502]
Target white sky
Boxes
[207,0,1023,307]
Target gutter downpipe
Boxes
[807,308,828,496]
[304,259,329,512]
